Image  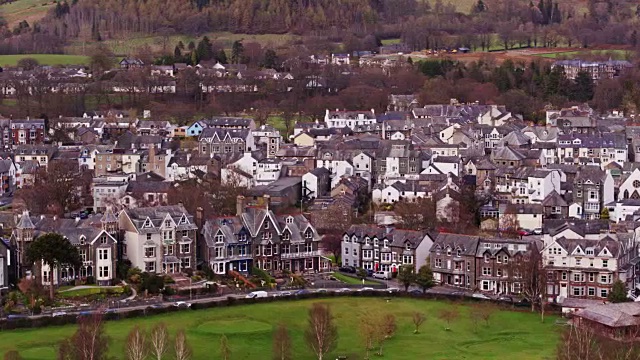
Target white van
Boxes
[372,271,391,280]
[246,290,268,299]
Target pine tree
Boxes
[608,280,629,303]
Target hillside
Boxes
[0,0,56,27]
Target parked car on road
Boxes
[472,293,491,300]
[245,291,268,299]
[339,266,356,273]
[532,228,543,235]
[51,311,67,317]
[173,301,192,308]
[358,287,375,292]
[372,271,392,280]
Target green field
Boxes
[0,298,560,360]
[0,0,56,27]
[331,272,380,285]
[0,54,90,67]
[66,32,301,56]
[535,49,631,59]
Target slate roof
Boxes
[576,302,640,328]
[432,233,480,256]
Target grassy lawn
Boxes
[0,54,90,67]
[381,38,402,45]
[57,287,123,299]
[331,272,379,286]
[0,298,560,360]
[0,0,55,27]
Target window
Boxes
[562,272,567,280]
[435,258,442,268]
[286,217,293,224]
[573,273,583,282]
[344,247,349,255]
[164,220,171,227]
[586,249,594,255]
[467,262,471,271]
[264,221,269,229]
[447,248,452,256]
[98,249,109,260]
[146,233,152,241]
[497,268,502,277]
[145,261,155,272]
[181,257,190,269]
[282,232,290,241]
[576,258,581,266]
[588,273,595,282]
[456,249,461,256]
[484,254,490,263]
[600,289,608,298]
[215,234,224,243]
[573,287,584,296]
[602,260,608,268]
[305,230,313,239]
[588,287,595,296]
[600,275,609,284]
[503,256,508,263]
[181,243,190,254]
[482,267,491,276]
[144,247,156,258]
[353,249,357,256]
[99,266,109,278]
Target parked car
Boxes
[336,288,351,293]
[358,287,375,292]
[173,301,192,308]
[279,291,292,297]
[532,228,543,235]
[471,293,491,300]
[386,287,400,293]
[408,289,423,296]
[315,289,328,293]
[518,229,531,236]
[149,303,164,309]
[497,295,513,303]
[294,289,310,295]
[339,266,356,274]
[372,271,392,280]
[365,269,374,277]
[246,291,268,299]
[51,311,67,317]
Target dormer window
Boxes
[446,248,452,256]
[79,236,86,245]
[286,216,293,224]
[456,249,461,256]
[305,230,313,239]
[406,243,411,251]
[100,235,107,245]
[264,221,269,229]
[282,232,290,241]
[374,239,379,246]
[215,234,224,243]
[143,218,152,228]
[179,215,188,225]
[164,220,171,227]
[586,248,594,255]
[239,234,247,241]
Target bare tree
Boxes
[220,335,231,360]
[272,323,292,360]
[375,314,397,356]
[359,316,376,360]
[517,245,547,320]
[174,329,192,360]
[149,323,169,360]
[437,308,459,331]
[304,303,338,360]
[125,326,149,360]
[412,312,426,334]
[72,313,109,360]
[478,303,496,327]
[556,325,601,360]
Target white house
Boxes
[302,167,331,200]
[324,109,376,130]
[617,168,640,201]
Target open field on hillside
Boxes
[0,54,89,66]
[65,32,301,56]
[0,297,560,360]
[0,0,55,27]
[535,49,632,59]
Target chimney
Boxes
[263,194,271,211]
[196,206,204,227]
[236,195,245,217]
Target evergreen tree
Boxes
[551,3,562,23]
[262,49,278,69]
[414,265,434,293]
[608,280,629,303]
[600,207,610,220]
[196,36,213,61]
[397,265,416,292]
[215,49,228,64]
[571,71,594,102]
[174,45,182,59]
[231,40,244,64]
[473,0,487,13]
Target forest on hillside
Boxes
[0,0,639,54]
